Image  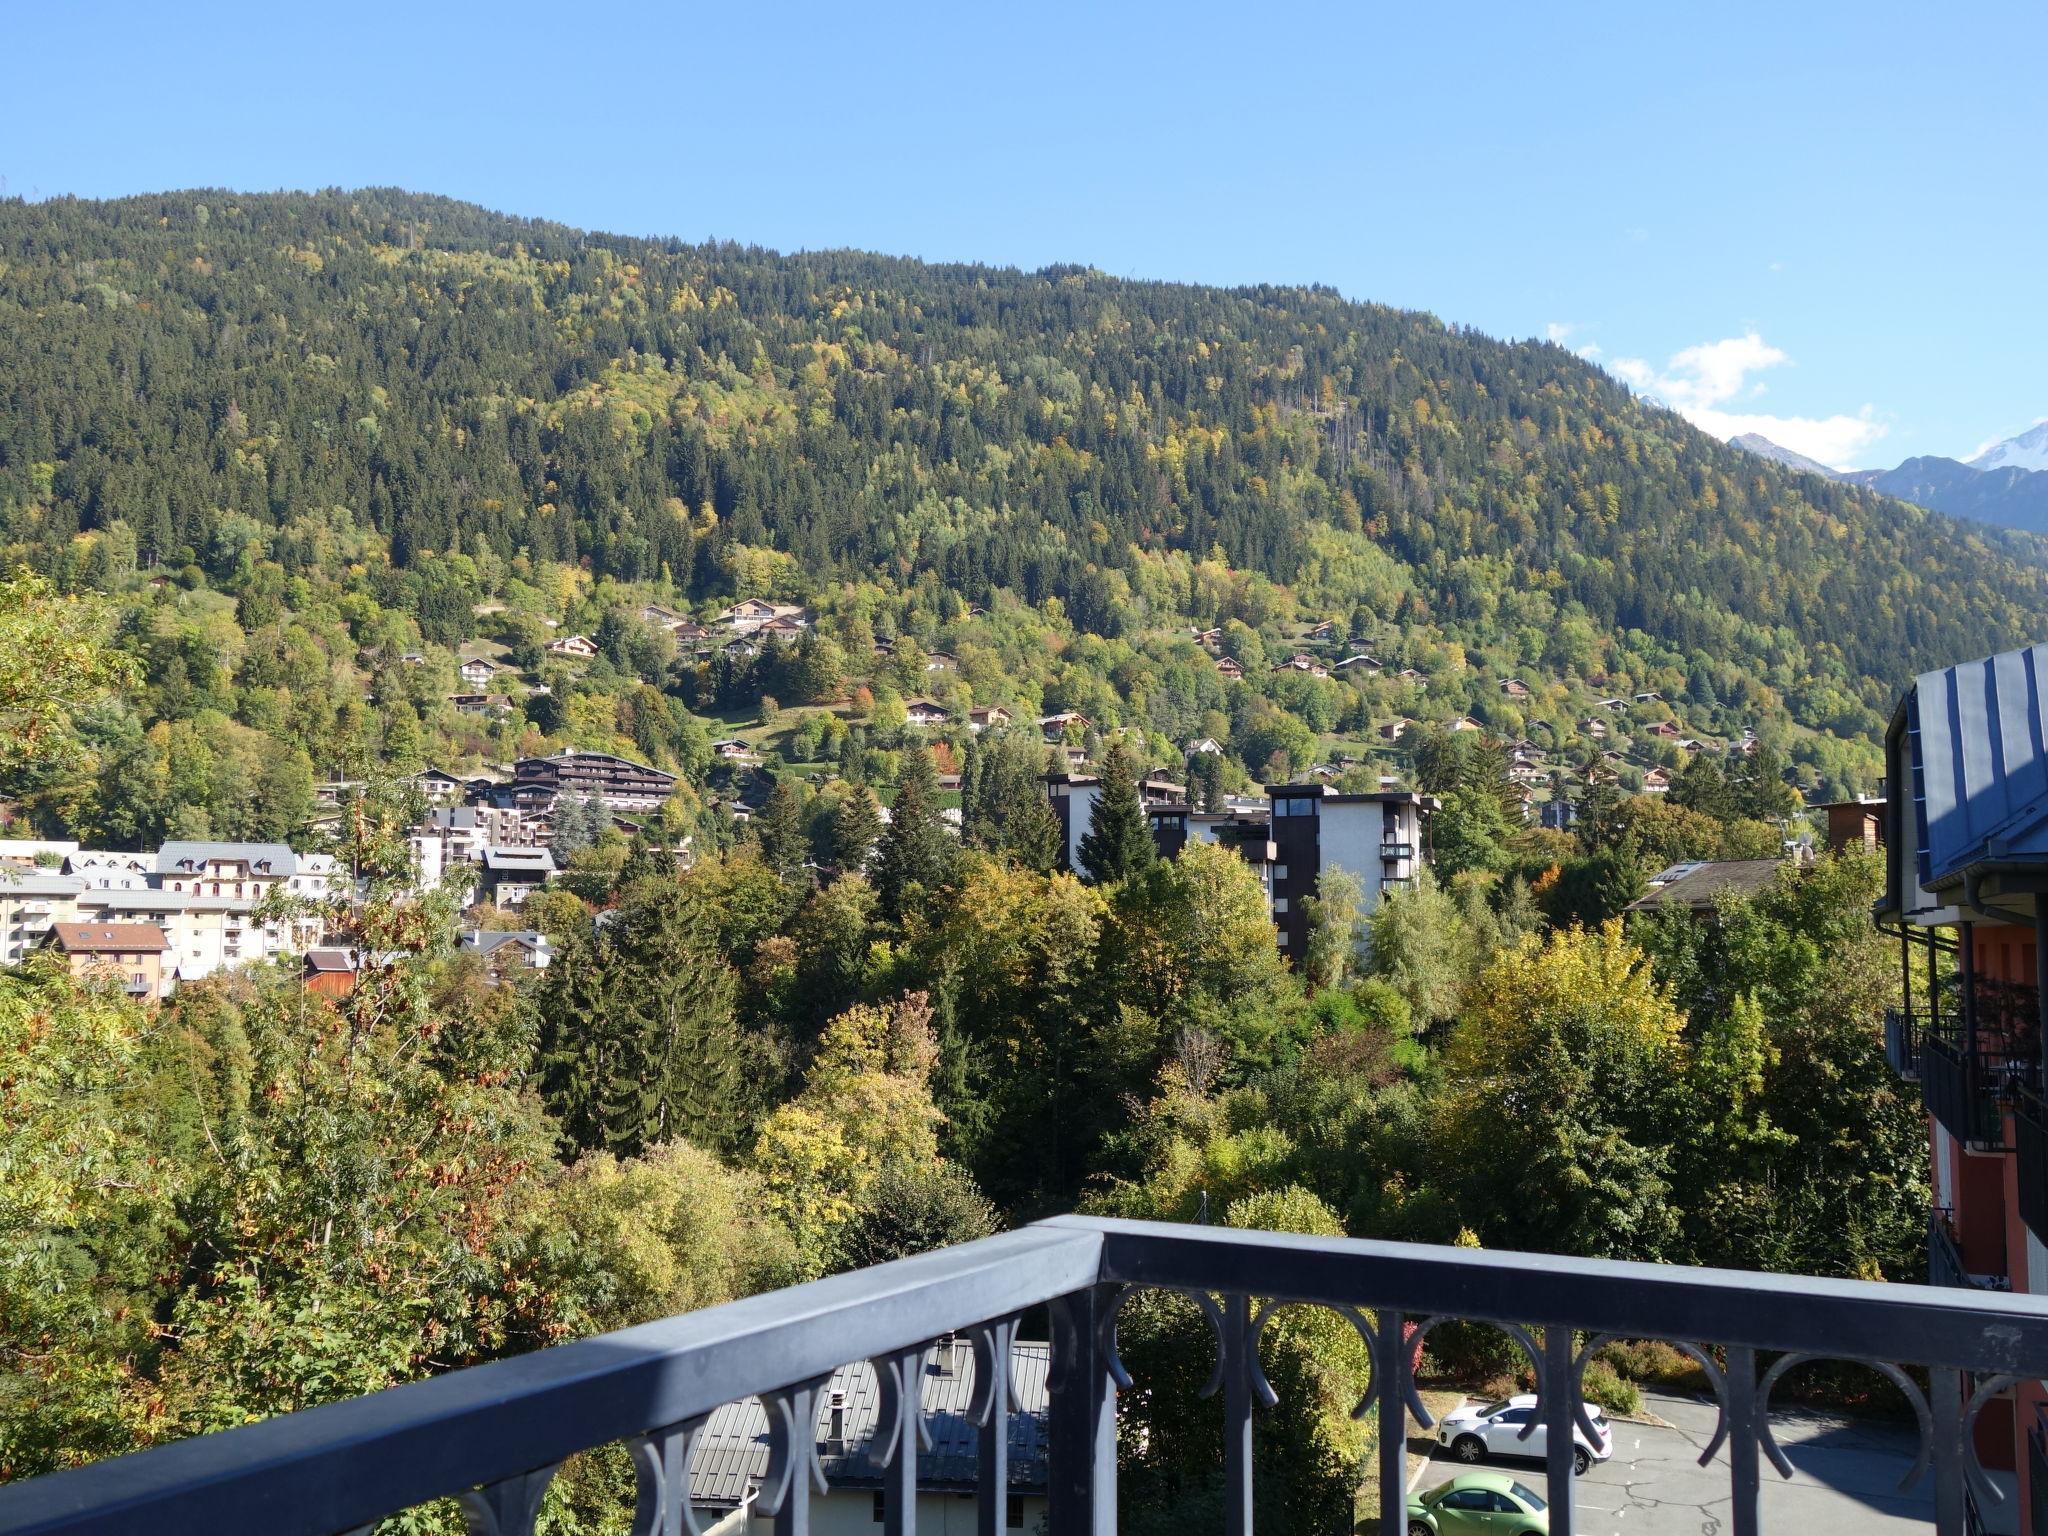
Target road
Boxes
[1411,1391,1936,1536]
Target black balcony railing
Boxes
[1921,1025,2038,1148]
[1930,1208,2008,1292]
[3,1215,2047,1536]
[2017,1085,2048,1247]
[1885,1007,1923,1080]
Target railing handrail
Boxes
[14,1215,2048,1536]
[0,1224,1104,1536]
[1042,1215,2048,1365]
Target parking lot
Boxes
[1412,1391,1936,1536]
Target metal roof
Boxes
[155,841,299,877]
[1626,859,1785,913]
[687,1342,1049,1509]
[1902,641,2048,886]
[0,872,85,897]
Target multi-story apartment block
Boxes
[1047,775,1433,959]
[508,751,677,814]
[45,921,174,999]
[0,840,336,981]
[155,842,334,903]
[0,872,86,965]
[1879,639,2048,1529]
[1265,785,1431,958]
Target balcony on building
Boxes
[6,1215,2048,1536]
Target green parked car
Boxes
[1407,1471,1549,1536]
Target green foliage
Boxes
[535,879,753,1157]
[1434,924,1685,1260]
[1076,736,1156,885]
[873,746,955,922]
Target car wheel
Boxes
[1572,1446,1591,1475]
[1409,1523,1434,1536]
[1452,1434,1486,1463]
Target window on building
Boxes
[872,1492,885,1524]
[1008,1494,1026,1528]
[1272,898,1288,914]
[1273,865,1288,881]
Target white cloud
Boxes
[1545,322,1601,359]
[1609,330,1886,470]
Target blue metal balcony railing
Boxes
[1885,1007,1923,1081]
[3,1214,2048,1536]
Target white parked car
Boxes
[1436,1394,1613,1475]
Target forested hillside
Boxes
[2,188,2043,805]
[0,191,1948,1522]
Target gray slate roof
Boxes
[481,846,556,874]
[156,841,299,877]
[0,872,85,897]
[1901,641,2048,887]
[689,1342,1049,1508]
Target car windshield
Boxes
[1480,1400,1515,1417]
[1511,1482,1547,1512]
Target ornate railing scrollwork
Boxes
[456,1464,559,1536]
[627,1416,713,1536]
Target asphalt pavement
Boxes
[1412,1391,1936,1536]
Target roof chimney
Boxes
[826,1388,846,1451]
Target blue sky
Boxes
[10,0,2043,469]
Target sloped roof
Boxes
[688,1343,1049,1508]
[50,921,171,953]
[460,929,551,957]
[1627,859,1784,913]
[156,841,299,877]
[1903,641,2048,886]
[0,872,86,897]
[482,846,557,874]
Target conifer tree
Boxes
[829,785,884,874]
[754,779,810,888]
[1078,736,1155,885]
[874,746,956,920]
[535,883,748,1156]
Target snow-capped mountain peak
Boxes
[1970,420,2048,474]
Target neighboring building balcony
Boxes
[1921,1025,2037,1149]
[1379,840,1414,861]
[2017,1085,2048,1248]
[1930,1207,2009,1292]
[1885,1007,1924,1081]
[5,1216,2048,1536]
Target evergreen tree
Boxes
[549,792,608,865]
[829,786,884,873]
[535,883,749,1156]
[1667,754,1737,822]
[1732,743,1799,822]
[754,780,810,889]
[873,747,956,920]
[1077,736,1156,885]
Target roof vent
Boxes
[826,1388,846,1450]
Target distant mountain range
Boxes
[1731,423,2048,535]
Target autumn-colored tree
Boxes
[1434,922,1684,1260]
